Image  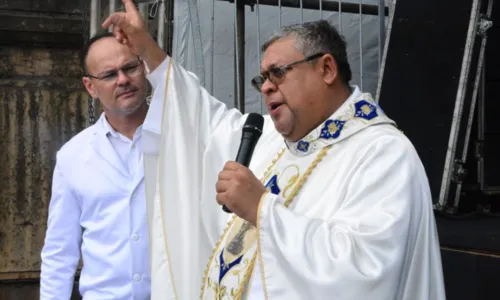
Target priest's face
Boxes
[82,37,148,117]
[259,37,331,142]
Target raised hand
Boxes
[102,0,167,71]
[102,0,148,56]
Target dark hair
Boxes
[80,31,115,74]
[262,19,352,85]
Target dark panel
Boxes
[441,248,500,300]
[436,214,500,251]
[0,279,82,300]
[485,27,500,82]
[0,47,88,273]
[378,0,476,201]
[485,82,500,135]
[0,30,84,49]
[0,0,85,14]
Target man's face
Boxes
[260,37,326,142]
[82,37,148,117]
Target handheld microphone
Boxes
[222,113,265,213]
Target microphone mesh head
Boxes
[243,113,264,133]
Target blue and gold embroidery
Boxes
[265,174,281,195]
[297,140,310,153]
[354,100,378,120]
[319,119,346,140]
[218,249,243,283]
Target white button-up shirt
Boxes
[40,113,150,299]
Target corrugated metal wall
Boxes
[0,46,88,300]
[0,1,170,298]
[0,0,88,298]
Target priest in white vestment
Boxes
[104,1,446,299]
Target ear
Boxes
[319,54,338,85]
[82,77,98,99]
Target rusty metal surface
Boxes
[0,280,82,300]
[0,47,88,275]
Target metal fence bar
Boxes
[338,0,342,32]
[218,0,388,16]
[359,0,363,90]
[300,0,304,23]
[256,0,264,112]
[89,0,101,126]
[234,0,245,112]
[319,0,322,19]
[90,0,100,36]
[378,0,385,69]
[278,0,282,27]
[225,0,389,113]
[109,0,116,32]
[210,0,215,94]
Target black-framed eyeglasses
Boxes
[85,60,143,82]
[251,53,324,92]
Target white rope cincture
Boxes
[147,0,169,21]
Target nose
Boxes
[116,69,131,85]
[260,78,277,94]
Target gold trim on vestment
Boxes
[157,59,179,299]
[200,145,332,299]
[256,191,270,300]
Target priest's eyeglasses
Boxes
[85,60,143,82]
[251,53,324,92]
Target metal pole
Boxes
[359,0,363,90]
[278,0,282,27]
[256,0,263,112]
[108,0,116,32]
[300,0,303,23]
[378,0,385,69]
[338,0,342,33]
[89,0,101,125]
[157,0,166,50]
[217,0,388,16]
[236,0,245,113]
[438,0,481,208]
[90,0,101,36]
[210,0,215,94]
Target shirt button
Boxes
[133,274,141,281]
[131,233,139,241]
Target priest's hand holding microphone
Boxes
[216,113,267,226]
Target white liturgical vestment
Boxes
[143,57,446,300]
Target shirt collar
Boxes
[98,112,143,141]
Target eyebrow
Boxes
[98,60,139,75]
[261,63,279,73]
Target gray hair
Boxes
[261,20,352,84]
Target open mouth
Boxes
[270,103,282,111]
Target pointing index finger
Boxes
[122,0,139,14]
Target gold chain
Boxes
[200,145,332,299]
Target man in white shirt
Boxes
[40,31,151,299]
[104,1,446,299]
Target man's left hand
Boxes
[216,161,267,226]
